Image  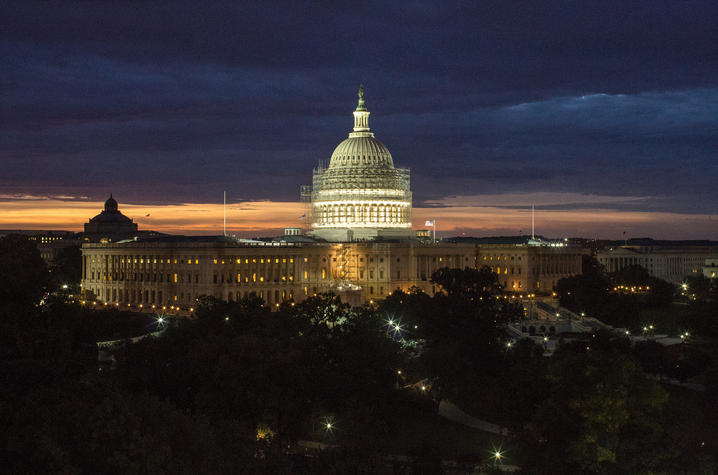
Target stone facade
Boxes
[477,244,585,292]
[597,245,717,284]
[81,238,583,308]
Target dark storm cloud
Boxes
[1,0,717,215]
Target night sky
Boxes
[2,1,717,238]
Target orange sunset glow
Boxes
[1,198,715,239]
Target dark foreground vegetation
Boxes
[2,235,717,473]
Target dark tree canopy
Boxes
[0,234,50,308]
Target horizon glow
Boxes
[0,198,715,240]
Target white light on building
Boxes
[302,85,412,241]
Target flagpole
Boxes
[531,204,535,240]
[433,220,436,244]
[223,191,226,237]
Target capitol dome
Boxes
[303,86,412,242]
[329,136,393,169]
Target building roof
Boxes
[88,194,134,224]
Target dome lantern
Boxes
[104,194,118,212]
[351,85,371,135]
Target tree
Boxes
[0,234,50,309]
[521,336,670,473]
[51,245,82,292]
[392,267,524,407]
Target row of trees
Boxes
[557,256,718,337]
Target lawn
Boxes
[384,391,515,465]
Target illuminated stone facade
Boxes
[477,244,585,292]
[81,239,584,309]
[304,86,412,241]
[81,239,475,308]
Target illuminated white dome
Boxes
[330,136,393,169]
[303,86,412,242]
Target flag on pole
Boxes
[425,219,435,226]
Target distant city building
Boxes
[83,195,138,242]
[703,258,718,279]
[3,196,164,263]
[0,230,78,262]
[597,243,718,284]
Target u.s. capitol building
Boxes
[81,88,583,310]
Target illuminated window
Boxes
[290,258,294,263]
[173,273,178,283]
[213,258,218,264]
[195,259,199,264]
[253,273,257,282]
[237,273,241,282]
[304,271,308,279]
[236,259,241,264]
[321,268,327,279]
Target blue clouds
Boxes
[0,1,717,221]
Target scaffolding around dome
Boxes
[302,87,413,242]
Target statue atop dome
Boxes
[355,84,367,112]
